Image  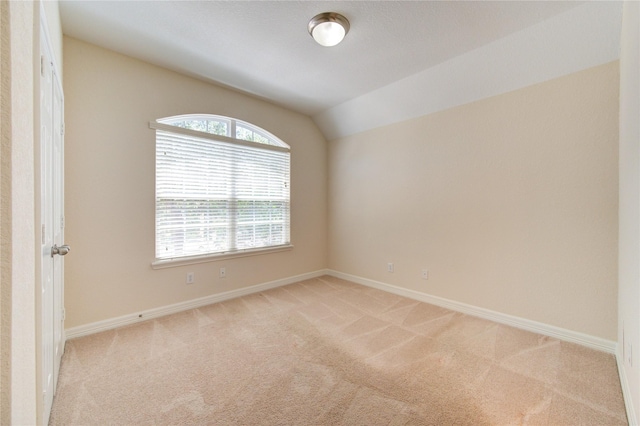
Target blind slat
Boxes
[155,127,290,260]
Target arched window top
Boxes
[151,113,291,265]
[156,114,289,149]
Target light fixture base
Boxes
[308,12,350,47]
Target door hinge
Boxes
[42,224,46,244]
[40,55,44,77]
[60,216,65,230]
[61,123,65,137]
[62,308,66,321]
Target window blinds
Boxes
[155,129,290,260]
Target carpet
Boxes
[50,275,627,425]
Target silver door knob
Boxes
[51,244,70,257]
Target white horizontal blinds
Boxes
[155,123,290,260]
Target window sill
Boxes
[151,244,294,270]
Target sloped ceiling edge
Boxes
[314,2,623,141]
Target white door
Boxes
[40,26,66,426]
[51,44,65,386]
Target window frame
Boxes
[150,115,293,269]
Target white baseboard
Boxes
[327,270,617,354]
[65,269,328,340]
[617,345,638,425]
[66,268,630,419]
[66,267,617,354]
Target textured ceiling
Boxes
[59,1,584,117]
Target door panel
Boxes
[40,25,65,426]
[52,66,65,383]
[40,37,54,425]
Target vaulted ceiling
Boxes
[59,1,622,140]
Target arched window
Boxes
[150,114,290,264]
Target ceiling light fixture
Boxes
[308,12,350,47]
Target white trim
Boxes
[65,269,328,340]
[617,345,638,425]
[327,270,617,354]
[39,2,62,84]
[65,268,629,417]
[150,121,290,153]
[151,244,294,269]
[155,114,289,150]
[66,268,617,354]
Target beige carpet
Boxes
[50,275,627,425]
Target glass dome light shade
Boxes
[308,12,350,47]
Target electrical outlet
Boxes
[387,263,394,273]
[219,267,226,278]
[421,269,428,280]
[186,272,195,284]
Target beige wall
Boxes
[1,3,10,422]
[618,1,640,422]
[0,2,10,422]
[329,61,619,340]
[63,37,327,328]
[1,1,38,424]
